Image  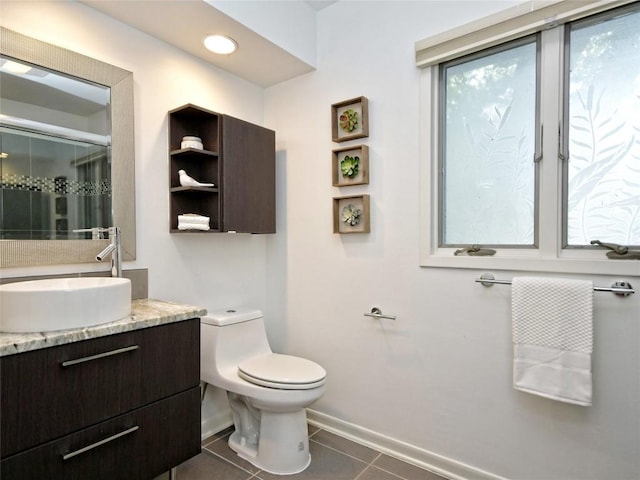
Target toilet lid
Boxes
[238,354,326,390]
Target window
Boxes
[441,38,538,247]
[418,1,640,275]
[565,10,640,247]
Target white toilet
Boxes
[200,308,326,475]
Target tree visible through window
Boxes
[441,39,537,246]
[439,5,640,251]
[420,2,640,272]
[566,8,640,247]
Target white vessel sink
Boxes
[0,277,132,333]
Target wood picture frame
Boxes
[331,96,369,142]
[333,194,370,234]
[332,145,369,187]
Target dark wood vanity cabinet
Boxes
[0,319,201,480]
[168,104,276,234]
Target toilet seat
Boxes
[238,354,326,390]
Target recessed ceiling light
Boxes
[203,35,238,55]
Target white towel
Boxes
[178,214,210,225]
[177,222,210,231]
[512,277,593,406]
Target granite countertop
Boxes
[0,298,207,357]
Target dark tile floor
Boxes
[157,425,446,480]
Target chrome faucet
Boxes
[73,226,122,277]
[96,227,122,278]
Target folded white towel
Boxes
[512,277,593,406]
[177,222,210,231]
[178,214,210,225]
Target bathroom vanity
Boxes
[0,299,206,480]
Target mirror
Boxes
[0,27,135,267]
[1,58,112,239]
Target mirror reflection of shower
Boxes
[0,55,111,240]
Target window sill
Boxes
[420,249,640,276]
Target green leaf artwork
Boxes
[339,109,358,132]
[340,155,360,178]
[341,204,362,226]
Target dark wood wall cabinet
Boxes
[169,104,276,234]
[0,319,201,480]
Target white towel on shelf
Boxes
[512,277,593,406]
[178,214,210,225]
[177,222,210,231]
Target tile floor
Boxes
[156,425,446,480]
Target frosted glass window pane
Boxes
[567,8,640,247]
[442,41,537,245]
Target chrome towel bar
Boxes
[475,273,635,297]
[364,307,397,320]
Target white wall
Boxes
[264,1,640,479]
[1,1,269,310]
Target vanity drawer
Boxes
[0,386,201,480]
[0,319,200,457]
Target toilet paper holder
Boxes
[364,307,396,321]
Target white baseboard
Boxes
[306,409,507,480]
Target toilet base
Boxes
[228,408,311,475]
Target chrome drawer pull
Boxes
[61,345,139,367]
[62,425,139,460]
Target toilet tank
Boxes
[203,307,263,326]
[201,308,272,375]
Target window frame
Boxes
[418,3,640,276]
[437,34,542,250]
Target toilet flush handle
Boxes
[363,307,396,321]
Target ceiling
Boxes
[306,0,337,10]
[81,1,336,87]
[0,67,107,117]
